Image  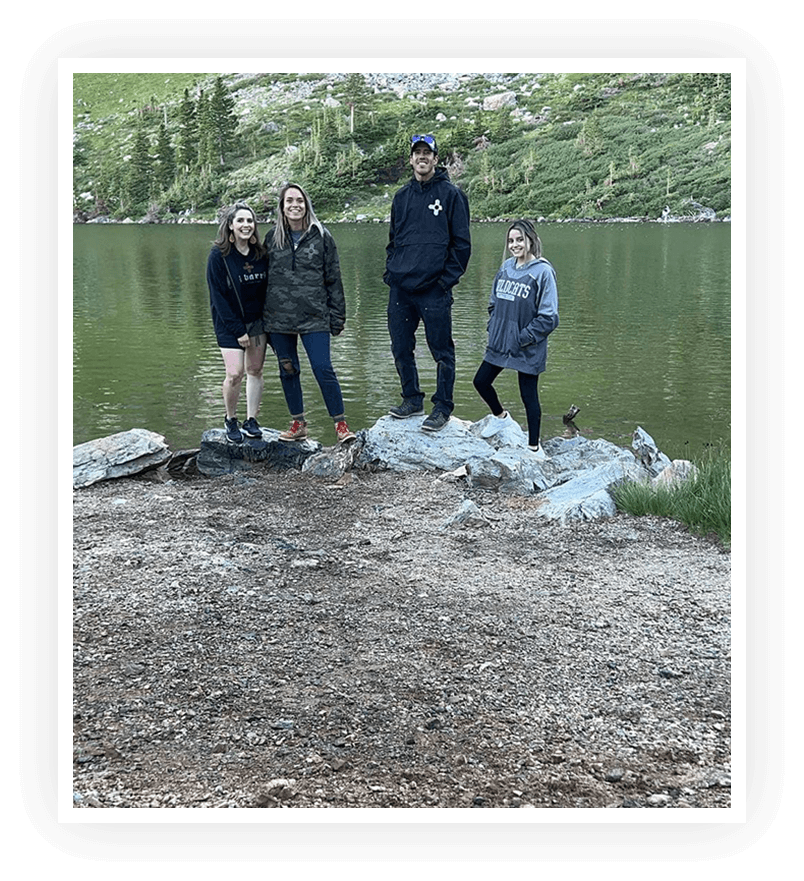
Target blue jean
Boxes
[270,331,345,419]
[387,285,455,415]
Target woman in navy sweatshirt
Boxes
[207,201,269,444]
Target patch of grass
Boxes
[613,443,731,546]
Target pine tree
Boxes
[127,124,152,213]
[195,89,214,175]
[343,73,371,134]
[176,88,197,174]
[155,118,175,192]
[209,76,237,166]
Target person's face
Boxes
[410,145,437,181]
[507,227,533,263]
[229,209,255,245]
[283,188,307,228]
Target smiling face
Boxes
[410,145,438,182]
[228,208,255,247]
[282,187,307,230]
[507,227,534,265]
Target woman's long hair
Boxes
[503,219,542,264]
[272,182,325,250]
[213,201,267,258]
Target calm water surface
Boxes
[73,222,730,455]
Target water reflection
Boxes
[73,222,731,455]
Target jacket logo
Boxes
[428,199,443,216]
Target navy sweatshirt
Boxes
[384,167,471,294]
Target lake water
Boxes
[73,221,731,456]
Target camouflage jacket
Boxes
[263,224,346,335]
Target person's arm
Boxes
[207,249,246,339]
[518,265,559,346]
[383,199,397,286]
[323,230,346,334]
[439,189,471,291]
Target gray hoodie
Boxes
[484,257,559,375]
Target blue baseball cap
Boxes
[410,134,438,154]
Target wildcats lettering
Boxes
[494,277,532,301]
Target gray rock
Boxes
[301,436,361,480]
[74,418,670,525]
[441,499,491,529]
[196,428,321,477]
[632,427,672,476]
[535,458,646,522]
[73,428,171,488]
[356,415,489,473]
[652,459,698,487]
[357,416,661,520]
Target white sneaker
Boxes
[480,411,511,438]
[529,443,547,459]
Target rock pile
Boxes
[74,417,692,523]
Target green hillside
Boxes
[72,71,731,223]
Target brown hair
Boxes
[213,201,267,258]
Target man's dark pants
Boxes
[387,283,455,415]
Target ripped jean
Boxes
[269,331,345,419]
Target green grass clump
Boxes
[613,443,731,546]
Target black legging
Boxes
[473,360,542,446]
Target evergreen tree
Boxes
[195,89,215,175]
[343,73,372,134]
[176,88,197,174]
[209,76,237,166]
[155,118,175,192]
[126,123,152,214]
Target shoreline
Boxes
[73,216,732,226]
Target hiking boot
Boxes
[279,418,308,442]
[224,416,243,443]
[335,420,356,443]
[241,416,263,438]
[389,399,425,419]
[422,410,450,432]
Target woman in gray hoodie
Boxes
[473,220,559,457]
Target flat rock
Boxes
[196,427,321,477]
[73,429,171,488]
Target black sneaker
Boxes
[421,410,450,432]
[389,399,425,419]
[224,417,243,443]
[241,416,262,438]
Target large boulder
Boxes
[356,415,665,521]
[356,414,503,473]
[73,429,172,488]
[196,427,321,477]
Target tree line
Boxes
[78,76,238,219]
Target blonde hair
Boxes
[271,182,325,250]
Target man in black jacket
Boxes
[384,134,471,431]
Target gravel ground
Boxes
[72,466,731,810]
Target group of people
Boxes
[207,133,559,454]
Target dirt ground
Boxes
[72,464,731,810]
